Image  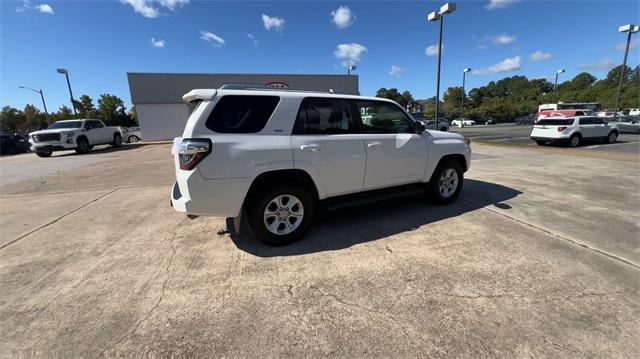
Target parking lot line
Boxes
[585,141,640,149]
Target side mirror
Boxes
[415,121,426,134]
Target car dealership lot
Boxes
[0,143,638,356]
[452,123,640,155]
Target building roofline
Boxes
[127,72,358,78]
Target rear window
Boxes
[537,119,574,126]
[205,95,280,133]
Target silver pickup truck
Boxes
[28,119,122,157]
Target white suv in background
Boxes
[171,85,471,245]
[530,116,619,147]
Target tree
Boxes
[0,106,26,132]
[97,94,127,126]
[443,86,464,117]
[74,95,98,118]
[51,106,74,122]
[24,104,47,129]
[376,87,416,110]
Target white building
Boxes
[127,73,359,141]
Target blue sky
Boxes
[1,0,639,113]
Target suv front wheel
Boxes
[247,184,315,246]
[427,160,464,205]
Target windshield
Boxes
[537,119,574,126]
[48,121,83,129]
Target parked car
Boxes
[28,119,123,157]
[629,108,640,116]
[0,133,29,155]
[420,119,450,132]
[484,118,497,125]
[171,86,472,245]
[530,116,618,147]
[122,127,142,143]
[451,118,476,127]
[605,115,640,134]
[515,115,535,125]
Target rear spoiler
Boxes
[182,89,217,104]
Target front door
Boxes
[353,100,428,190]
[291,98,366,197]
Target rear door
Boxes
[92,120,110,143]
[353,100,427,190]
[290,98,366,197]
[578,117,597,137]
[590,117,609,137]
[83,121,102,144]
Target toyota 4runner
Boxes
[171,85,471,245]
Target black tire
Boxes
[568,134,581,148]
[535,140,546,146]
[606,131,618,144]
[427,160,464,205]
[440,127,447,132]
[75,137,90,154]
[112,133,122,147]
[246,183,315,246]
[128,135,139,143]
[35,150,52,158]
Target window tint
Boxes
[292,98,353,134]
[354,101,415,134]
[92,120,104,128]
[205,95,280,133]
[591,117,603,124]
[537,119,574,126]
[579,118,594,125]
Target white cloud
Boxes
[331,6,355,29]
[16,1,54,14]
[485,0,521,10]
[262,14,285,31]
[120,0,189,19]
[334,43,367,66]
[389,65,405,76]
[150,38,166,48]
[579,59,616,72]
[489,33,516,45]
[36,4,54,14]
[473,56,521,75]
[530,50,551,62]
[425,44,442,56]
[200,31,225,47]
[615,38,640,51]
[247,33,258,46]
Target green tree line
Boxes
[377,65,639,122]
[0,93,137,133]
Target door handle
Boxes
[300,144,319,152]
[367,142,382,149]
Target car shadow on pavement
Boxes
[228,179,522,257]
[54,143,143,157]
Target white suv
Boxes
[530,116,618,147]
[171,86,471,245]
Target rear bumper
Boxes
[531,136,568,143]
[170,170,252,217]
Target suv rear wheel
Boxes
[247,184,315,246]
[569,134,581,148]
[427,160,464,205]
[606,131,617,144]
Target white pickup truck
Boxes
[29,119,122,157]
[171,85,472,245]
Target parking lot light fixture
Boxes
[348,65,356,76]
[56,68,78,118]
[613,24,639,122]
[554,69,565,97]
[461,68,471,119]
[427,3,456,130]
[19,86,50,125]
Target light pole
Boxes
[348,65,356,75]
[613,24,639,122]
[428,3,456,130]
[461,67,471,119]
[554,69,565,98]
[19,86,50,125]
[56,68,78,118]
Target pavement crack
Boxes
[459,197,640,270]
[102,222,180,353]
[0,188,119,251]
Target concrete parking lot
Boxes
[0,143,638,356]
[452,123,640,156]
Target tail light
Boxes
[464,137,471,145]
[557,127,567,132]
[178,138,211,170]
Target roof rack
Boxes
[219,83,351,95]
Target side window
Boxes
[84,121,94,130]
[579,118,593,125]
[292,98,353,135]
[93,120,104,128]
[205,95,280,133]
[354,101,415,134]
[591,117,603,125]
